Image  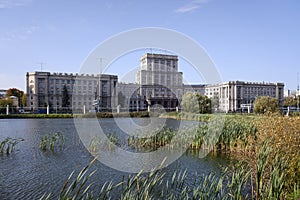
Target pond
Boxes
[0,118,231,199]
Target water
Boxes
[0,118,230,199]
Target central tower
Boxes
[136,53,183,109]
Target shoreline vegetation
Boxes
[0,111,155,119]
[1,111,299,199]
[132,112,300,199]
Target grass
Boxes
[160,111,212,122]
[128,117,257,153]
[41,144,300,199]
[0,137,24,155]
[246,115,300,198]
[89,133,118,153]
[128,113,299,199]
[2,111,298,199]
[33,112,299,199]
[39,132,65,151]
[0,111,158,119]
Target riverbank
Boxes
[0,111,158,119]
[159,111,257,122]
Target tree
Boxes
[198,94,212,114]
[181,92,199,113]
[5,88,25,107]
[284,96,297,108]
[181,92,212,114]
[254,96,279,114]
[21,93,27,107]
[211,94,219,112]
[0,98,13,113]
[62,85,69,108]
[117,91,126,107]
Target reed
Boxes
[41,157,258,199]
[127,115,299,198]
[0,137,24,155]
[38,114,299,199]
[89,133,118,153]
[39,132,64,151]
[128,117,257,153]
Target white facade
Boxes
[205,81,284,112]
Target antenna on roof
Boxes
[37,62,45,72]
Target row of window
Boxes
[49,79,98,86]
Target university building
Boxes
[26,53,285,113]
[136,53,183,110]
[204,81,284,112]
[116,82,141,111]
[26,72,117,112]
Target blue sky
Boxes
[0,0,299,91]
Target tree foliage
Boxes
[254,96,279,114]
[211,94,219,111]
[62,85,69,108]
[181,92,211,114]
[198,95,212,114]
[5,88,25,107]
[0,98,12,113]
[0,98,13,107]
[21,93,27,107]
[283,96,298,107]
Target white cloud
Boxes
[175,0,210,13]
[0,0,32,9]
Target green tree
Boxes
[117,91,126,107]
[62,85,69,108]
[181,92,199,113]
[254,96,279,114]
[5,88,25,107]
[0,98,13,113]
[211,94,219,112]
[198,94,212,114]
[21,93,27,107]
[181,92,212,114]
[283,96,297,107]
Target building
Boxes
[183,84,205,95]
[9,96,19,107]
[0,89,7,99]
[26,71,118,113]
[26,54,286,114]
[204,81,284,112]
[116,82,142,111]
[284,89,291,97]
[136,53,183,110]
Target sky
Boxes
[0,0,300,91]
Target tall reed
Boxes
[39,132,64,151]
[0,137,24,155]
